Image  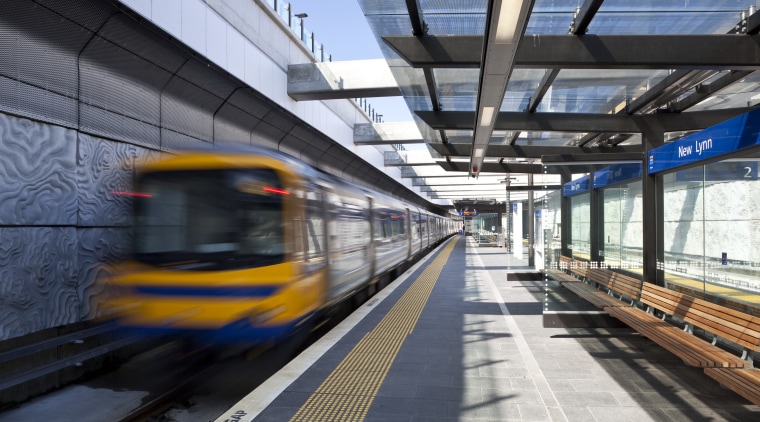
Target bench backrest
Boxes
[559,255,573,270]
[587,269,643,301]
[641,282,760,352]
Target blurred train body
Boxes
[104,145,456,344]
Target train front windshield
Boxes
[132,169,287,270]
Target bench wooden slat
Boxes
[544,269,579,283]
[641,283,760,351]
[704,368,760,406]
[563,281,632,309]
[606,306,750,368]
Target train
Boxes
[103,144,457,345]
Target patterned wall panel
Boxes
[77,228,132,320]
[77,134,140,227]
[0,114,78,225]
[0,228,79,340]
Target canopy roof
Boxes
[352,0,760,202]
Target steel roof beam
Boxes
[384,34,760,69]
[570,0,605,35]
[527,68,559,112]
[405,0,426,36]
[416,108,752,133]
[671,70,753,112]
[427,143,643,158]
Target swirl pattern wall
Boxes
[0,114,140,340]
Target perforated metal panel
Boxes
[161,75,220,141]
[214,103,260,144]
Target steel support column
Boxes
[643,133,664,285]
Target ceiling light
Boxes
[480,106,495,126]
[474,148,484,158]
[495,0,522,44]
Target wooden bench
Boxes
[704,367,760,406]
[545,255,585,284]
[606,282,760,368]
[563,267,643,309]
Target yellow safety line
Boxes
[289,239,457,422]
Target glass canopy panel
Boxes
[548,69,670,114]
[419,0,488,13]
[423,14,486,35]
[358,0,413,15]
[526,12,577,35]
[499,69,546,112]
[444,130,474,144]
[511,132,580,147]
[589,1,751,34]
[687,72,760,111]
[588,12,741,34]
[434,68,479,111]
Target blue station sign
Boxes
[648,108,760,174]
[562,174,590,197]
[593,163,642,189]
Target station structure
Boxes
[2,1,760,420]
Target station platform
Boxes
[216,236,760,422]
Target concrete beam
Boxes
[354,122,425,145]
[288,59,400,100]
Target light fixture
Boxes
[480,106,495,126]
[474,148,484,158]
[294,13,308,18]
[495,0,522,44]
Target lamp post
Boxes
[294,13,308,42]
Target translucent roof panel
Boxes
[687,72,760,111]
[526,1,751,35]
[499,69,546,112]
[434,68,479,111]
[590,1,750,34]
[510,132,580,147]
[444,130,474,144]
[549,69,670,114]
[423,14,486,35]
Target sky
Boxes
[286,0,414,123]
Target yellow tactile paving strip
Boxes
[289,239,456,422]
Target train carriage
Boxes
[104,145,453,345]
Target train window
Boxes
[132,169,286,270]
[305,188,326,261]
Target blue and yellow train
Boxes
[104,145,456,344]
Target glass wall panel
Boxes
[600,181,643,269]
[662,169,705,291]
[570,193,590,260]
[661,155,760,312]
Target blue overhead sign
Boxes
[593,163,642,189]
[648,108,760,174]
[562,174,590,197]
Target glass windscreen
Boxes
[600,181,643,270]
[662,156,760,312]
[133,169,286,270]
